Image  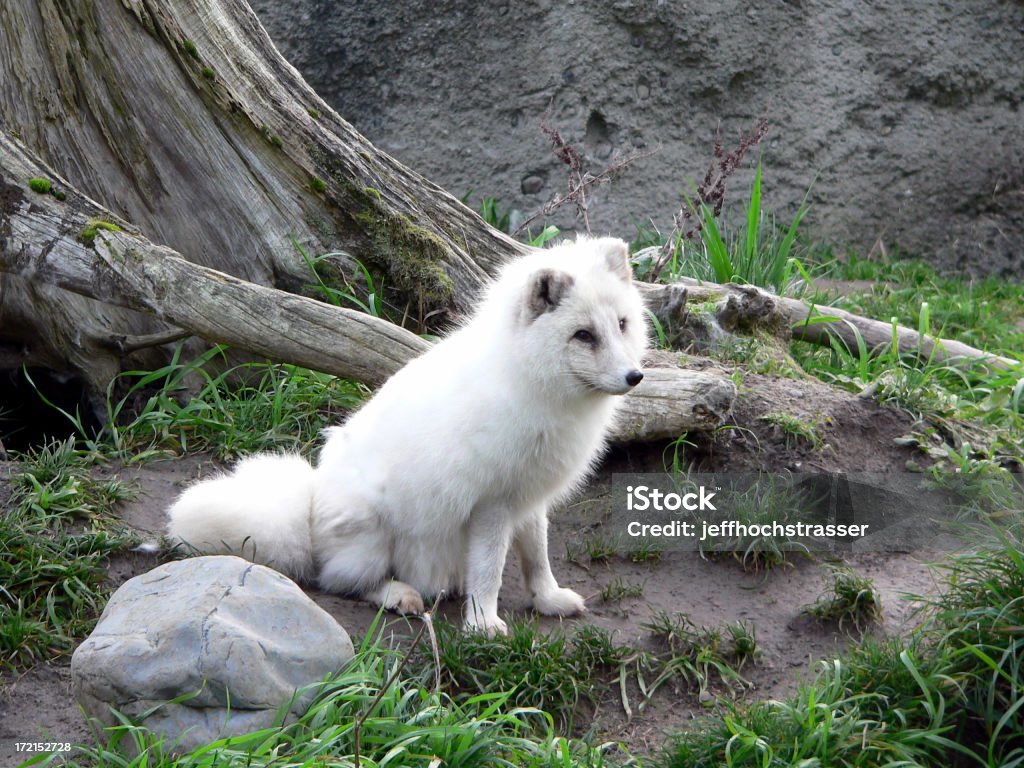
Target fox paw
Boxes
[533,587,586,617]
[463,613,508,637]
[380,583,425,615]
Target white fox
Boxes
[167,236,648,634]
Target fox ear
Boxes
[527,268,574,319]
[600,239,632,282]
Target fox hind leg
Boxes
[315,512,425,615]
[363,580,425,614]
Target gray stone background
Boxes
[251,1,1024,277]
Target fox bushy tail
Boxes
[166,454,317,582]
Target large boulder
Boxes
[72,556,353,752]
[251,1,1024,277]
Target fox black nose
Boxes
[625,370,644,387]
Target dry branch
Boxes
[650,117,769,282]
[513,118,656,237]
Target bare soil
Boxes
[0,373,951,765]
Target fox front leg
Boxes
[514,507,586,617]
[462,507,513,635]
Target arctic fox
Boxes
[167,236,648,634]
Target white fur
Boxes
[166,236,648,633]
[166,454,316,582]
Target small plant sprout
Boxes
[599,576,645,603]
[708,477,814,571]
[640,610,753,700]
[299,243,391,320]
[805,563,883,631]
[759,411,827,450]
[626,537,664,563]
[726,620,759,667]
[581,533,619,563]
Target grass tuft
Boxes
[640,611,754,700]
[1,439,135,668]
[566,533,619,564]
[36,344,366,462]
[429,619,627,730]
[803,563,883,631]
[49,635,621,767]
[758,411,826,450]
[599,575,645,603]
[700,476,814,571]
[79,218,122,246]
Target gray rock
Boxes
[520,174,545,195]
[250,1,1024,278]
[72,556,353,752]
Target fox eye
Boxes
[573,329,596,344]
[619,317,627,332]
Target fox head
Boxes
[518,237,648,397]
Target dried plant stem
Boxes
[512,118,656,238]
[353,598,441,768]
[650,116,770,282]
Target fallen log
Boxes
[639,274,1020,372]
[0,146,734,440]
[615,368,736,440]
[1,0,527,400]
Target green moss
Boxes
[80,218,122,247]
[200,67,215,80]
[183,40,200,60]
[310,176,327,194]
[28,177,52,194]
[307,146,456,306]
[715,332,805,378]
[306,108,321,120]
[28,177,65,201]
[269,134,283,149]
[355,208,455,304]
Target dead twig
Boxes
[512,118,657,238]
[98,327,191,354]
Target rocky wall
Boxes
[252,0,1024,276]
